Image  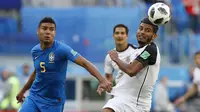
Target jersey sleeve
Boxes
[30,49,34,60]
[30,45,38,61]
[135,44,157,66]
[104,54,114,74]
[193,68,200,85]
[63,45,80,62]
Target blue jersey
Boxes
[30,40,79,105]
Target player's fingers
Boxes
[174,100,181,106]
[17,96,25,103]
[108,50,114,55]
[97,87,104,95]
[97,89,102,95]
[105,85,110,92]
[108,85,112,92]
[107,87,112,92]
[17,99,22,104]
[106,83,112,92]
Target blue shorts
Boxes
[18,96,64,112]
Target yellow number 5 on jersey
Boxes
[40,62,46,72]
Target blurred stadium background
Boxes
[0,0,199,112]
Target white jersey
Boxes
[193,67,200,95]
[104,42,160,111]
[104,44,137,83]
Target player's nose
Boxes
[45,29,51,34]
[139,30,145,34]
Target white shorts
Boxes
[102,96,142,112]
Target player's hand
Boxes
[108,50,118,62]
[174,96,185,106]
[16,91,25,103]
[98,79,112,94]
[97,85,105,95]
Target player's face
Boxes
[113,27,128,45]
[195,54,200,67]
[136,23,157,46]
[1,70,9,81]
[37,23,56,44]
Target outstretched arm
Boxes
[183,84,198,100]
[175,67,200,106]
[174,84,198,106]
[74,56,105,82]
[74,56,112,92]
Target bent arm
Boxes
[113,59,144,77]
[112,44,157,77]
[183,84,198,100]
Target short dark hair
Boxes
[141,18,158,33]
[38,17,56,28]
[113,24,129,35]
[194,51,200,57]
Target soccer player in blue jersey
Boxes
[16,17,112,112]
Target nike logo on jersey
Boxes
[35,56,39,59]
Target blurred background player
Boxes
[175,51,200,112]
[154,76,176,112]
[99,17,160,112]
[16,17,112,112]
[104,24,136,83]
[18,64,31,88]
[0,69,20,112]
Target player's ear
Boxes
[36,29,39,35]
[152,34,157,40]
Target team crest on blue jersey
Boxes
[49,52,55,63]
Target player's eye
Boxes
[50,28,55,31]
[42,27,47,30]
[139,26,143,31]
[121,32,125,35]
[115,32,119,34]
[146,29,151,32]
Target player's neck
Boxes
[138,44,145,48]
[116,43,128,52]
[40,41,54,50]
[138,42,152,48]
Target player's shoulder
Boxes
[55,40,67,47]
[105,52,113,63]
[194,67,200,74]
[193,67,200,81]
[128,43,137,49]
[55,40,79,57]
[54,40,71,50]
[105,53,111,60]
[144,42,158,53]
[31,43,40,54]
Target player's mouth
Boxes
[44,36,50,40]
[116,38,124,41]
[138,35,147,40]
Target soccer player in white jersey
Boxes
[175,51,200,112]
[104,24,137,83]
[98,18,161,112]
